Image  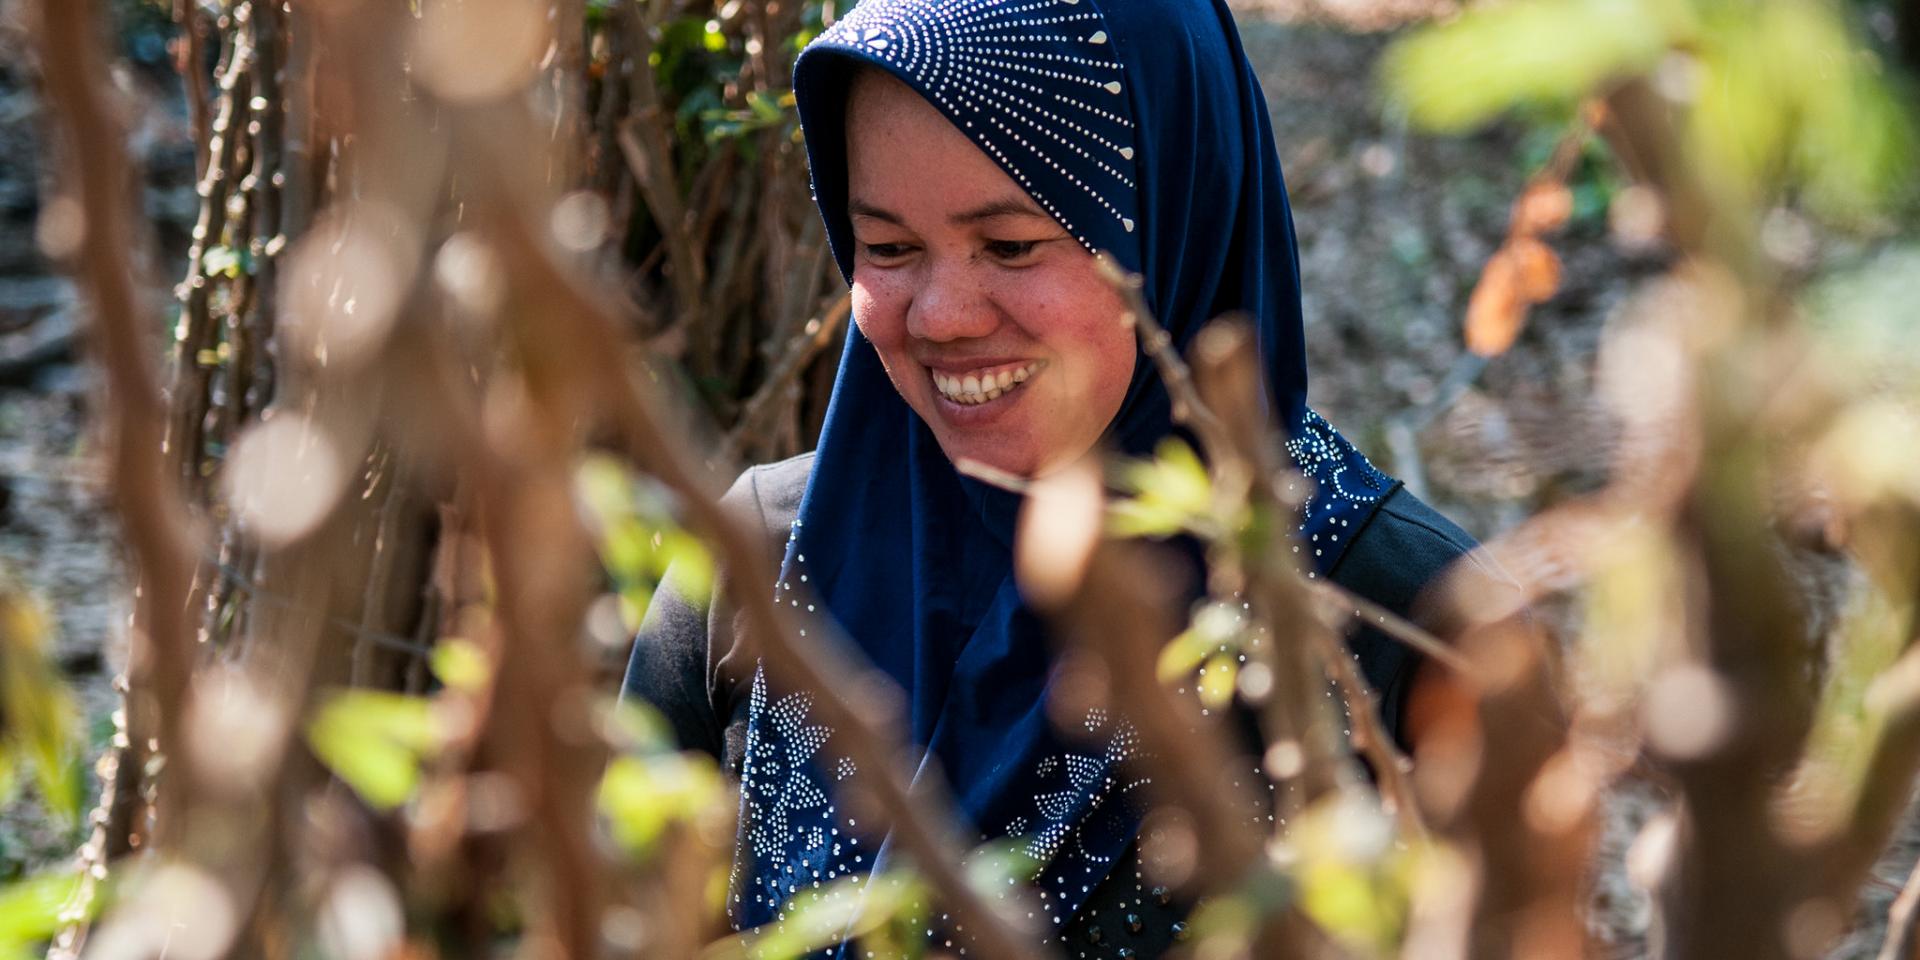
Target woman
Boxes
[625,0,1481,953]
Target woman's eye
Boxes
[985,239,1042,261]
[862,242,914,261]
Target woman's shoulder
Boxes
[1327,485,1481,608]
[723,451,815,553]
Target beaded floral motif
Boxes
[1285,408,1394,577]
[734,666,867,922]
[810,0,1139,252]
[1004,709,1146,868]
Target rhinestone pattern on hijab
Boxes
[819,0,1140,251]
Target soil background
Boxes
[1,6,1913,957]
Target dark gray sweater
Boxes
[623,452,1481,959]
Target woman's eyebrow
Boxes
[948,198,1049,224]
[848,199,903,224]
[847,197,1050,226]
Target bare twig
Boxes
[721,292,849,461]
[1309,579,1478,676]
[1878,851,1920,960]
[1189,322,1424,835]
[473,138,1046,960]
[34,0,203,842]
[1016,461,1274,883]
[1093,253,1233,454]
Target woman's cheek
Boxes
[850,277,905,349]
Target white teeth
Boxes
[930,360,1047,405]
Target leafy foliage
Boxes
[575,454,716,632]
[0,871,93,960]
[1383,0,1917,220]
[0,578,83,826]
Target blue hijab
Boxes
[727,0,1394,943]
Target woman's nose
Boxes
[904,262,999,343]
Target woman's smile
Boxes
[926,359,1047,407]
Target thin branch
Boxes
[1878,852,1920,960]
[720,292,849,461]
[1092,253,1233,454]
[34,0,204,840]
[476,173,1045,960]
[1309,579,1478,676]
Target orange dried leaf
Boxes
[1514,181,1574,235]
[1510,236,1563,302]
[1465,249,1524,357]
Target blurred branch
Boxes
[1094,253,1232,454]
[33,0,203,842]
[1189,323,1425,836]
[474,152,1046,960]
[1016,462,1275,886]
[1822,635,1920,901]
[1878,851,1920,960]
[1308,579,1477,676]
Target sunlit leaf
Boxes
[1381,0,1679,133]
[725,873,924,960]
[1158,627,1214,683]
[306,691,442,810]
[1291,793,1419,954]
[604,698,679,754]
[0,581,82,823]
[575,454,717,619]
[429,637,491,694]
[1109,438,1215,539]
[1198,653,1239,710]
[0,871,87,958]
[597,751,724,858]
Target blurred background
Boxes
[2,0,1918,956]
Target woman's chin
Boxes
[923,414,1043,482]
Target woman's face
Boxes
[844,70,1135,479]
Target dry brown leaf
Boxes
[1511,236,1563,302]
[1514,181,1575,235]
[1465,247,1524,357]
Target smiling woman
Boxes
[623,0,1490,954]
[844,68,1135,477]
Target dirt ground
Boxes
[0,8,1913,957]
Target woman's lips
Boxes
[927,359,1047,406]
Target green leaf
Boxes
[429,638,491,694]
[1157,627,1214,684]
[1381,0,1679,133]
[1290,794,1418,954]
[604,698,678,754]
[0,871,85,955]
[0,582,82,824]
[1109,438,1215,539]
[738,873,924,960]
[1198,653,1239,710]
[574,454,715,619]
[306,691,441,810]
[597,751,723,858]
